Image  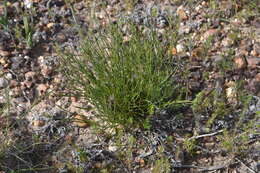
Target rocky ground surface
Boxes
[0,0,259,173]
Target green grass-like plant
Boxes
[0,0,9,31]
[60,23,185,130]
[22,12,34,48]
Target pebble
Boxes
[0,50,11,57]
[17,103,27,113]
[179,25,191,35]
[9,80,18,88]
[225,81,237,104]
[24,0,33,9]
[94,162,102,169]
[0,95,4,103]
[171,47,177,55]
[25,71,36,81]
[256,73,260,82]
[108,144,117,152]
[10,86,22,97]
[5,73,13,80]
[202,1,207,6]
[73,114,89,128]
[55,32,67,43]
[0,77,8,89]
[248,79,260,96]
[33,30,47,43]
[195,5,202,12]
[251,44,260,57]
[15,97,27,103]
[71,96,77,102]
[0,31,10,49]
[41,67,52,77]
[111,0,119,5]
[123,36,131,43]
[156,15,168,28]
[53,76,62,85]
[247,58,260,68]
[74,2,84,11]
[22,81,33,88]
[32,119,45,127]
[234,57,247,69]
[177,6,188,20]
[11,56,24,70]
[176,44,185,53]
[47,22,55,29]
[24,55,30,60]
[0,58,6,65]
[251,50,259,57]
[36,84,48,96]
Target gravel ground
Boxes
[0,0,259,173]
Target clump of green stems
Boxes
[60,23,190,131]
[22,12,34,48]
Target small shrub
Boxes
[60,23,185,130]
[192,88,230,128]
[183,138,197,155]
[152,155,171,173]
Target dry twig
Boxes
[188,129,224,141]
[235,158,256,173]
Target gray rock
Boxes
[33,30,47,43]
[0,31,11,49]
[5,73,13,80]
[156,15,168,28]
[0,77,8,89]
[11,56,24,70]
[256,162,260,172]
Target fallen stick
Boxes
[188,129,224,141]
[235,158,256,173]
[173,164,226,172]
